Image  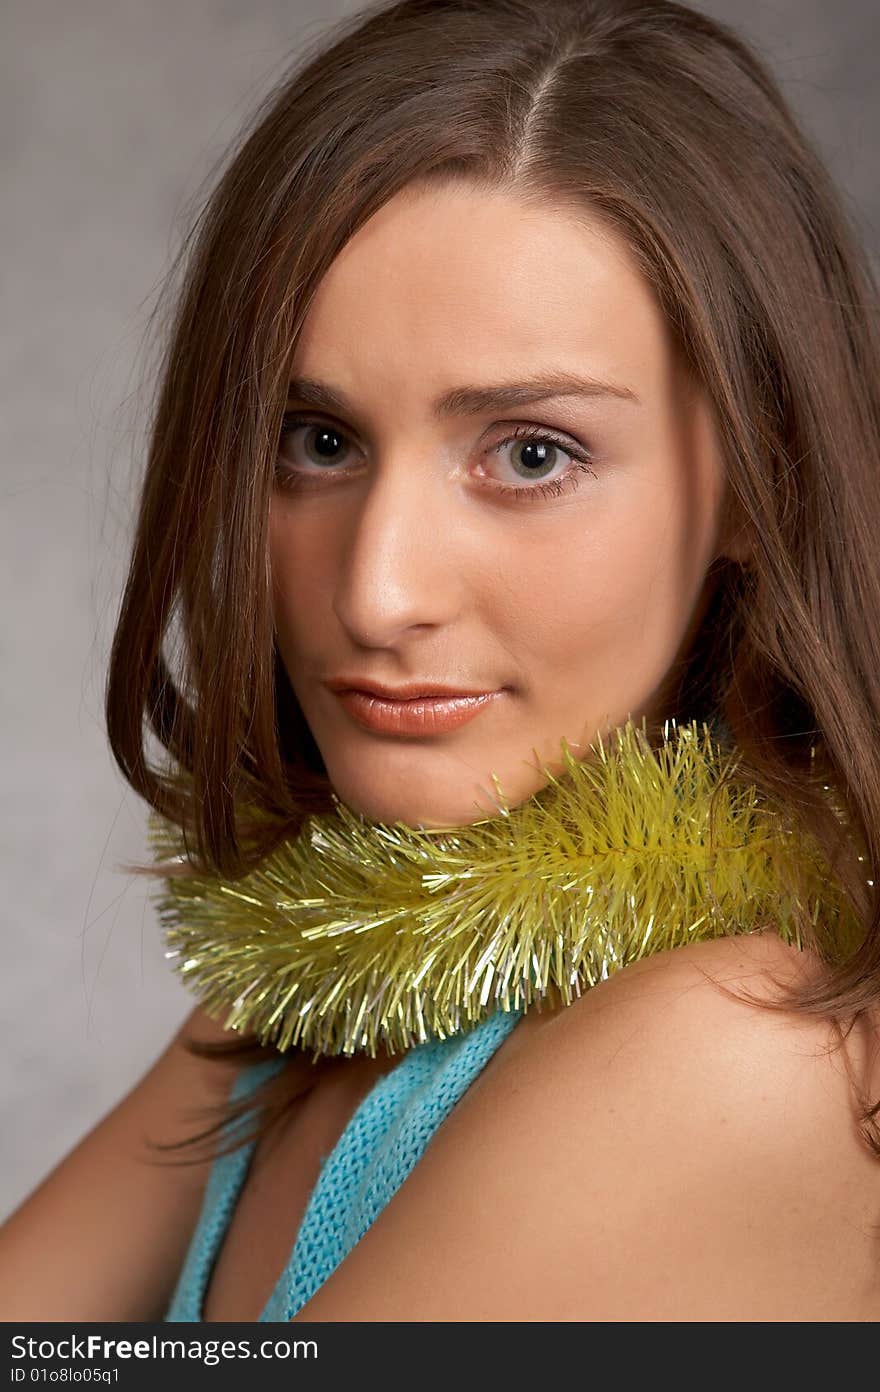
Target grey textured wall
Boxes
[2,0,877,1221]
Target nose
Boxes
[331,455,467,648]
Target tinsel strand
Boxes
[147,717,863,1057]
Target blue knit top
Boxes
[164,1005,523,1321]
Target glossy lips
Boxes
[332,687,501,734]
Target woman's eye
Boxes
[486,425,597,501]
[275,414,596,503]
[277,416,354,472]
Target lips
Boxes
[326,677,493,700]
[331,687,502,735]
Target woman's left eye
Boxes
[275,414,597,503]
[485,424,597,501]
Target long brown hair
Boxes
[105,0,880,1164]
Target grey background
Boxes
[2,0,877,1221]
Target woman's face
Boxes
[269,179,741,828]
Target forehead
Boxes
[291,181,676,410]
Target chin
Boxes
[323,764,507,830]
[333,791,494,831]
[314,721,550,829]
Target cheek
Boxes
[515,481,712,698]
[268,505,330,649]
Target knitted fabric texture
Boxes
[164,1004,523,1321]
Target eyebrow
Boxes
[286,370,641,417]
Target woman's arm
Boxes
[0,1005,241,1321]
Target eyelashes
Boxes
[274,413,597,504]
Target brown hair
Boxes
[105,0,880,1165]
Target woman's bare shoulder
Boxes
[292,932,880,1322]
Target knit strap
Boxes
[264,1005,522,1319]
[164,1006,521,1322]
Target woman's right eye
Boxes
[277,414,355,479]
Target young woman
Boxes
[3,0,879,1322]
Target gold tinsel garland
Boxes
[146,716,863,1058]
